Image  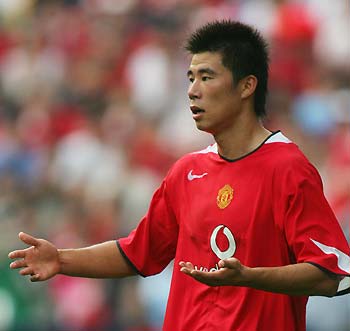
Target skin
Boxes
[8,232,135,282]
[8,51,340,297]
[187,51,271,160]
[179,260,340,297]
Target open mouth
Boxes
[190,106,205,114]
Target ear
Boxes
[240,75,257,99]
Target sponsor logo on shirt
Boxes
[187,170,208,181]
[194,263,221,272]
[194,225,236,272]
[217,184,234,209]
[210,225,236,260]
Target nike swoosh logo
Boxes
[187,170,208,181]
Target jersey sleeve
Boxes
[117,177,178,277]
[278,158,350,295]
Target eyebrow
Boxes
[187,68,217,77]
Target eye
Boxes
[202,76,211,81]
[188,77,194,83]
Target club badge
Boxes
[217,184,234,209]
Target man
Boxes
[9,21,350,331]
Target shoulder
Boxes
[172,143,217,168]
[165,143,218,180]
[265,132,322,186]
[264,132,311,168]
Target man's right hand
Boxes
[8,232,60,282]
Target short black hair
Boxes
[185,20,269,118]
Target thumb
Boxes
[219,257,241,269]
[19,232,39,247]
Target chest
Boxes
[172,163,277,263]
[181,164,271,226]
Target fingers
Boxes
[180,266,223,286]
[19,267,34,276]
[8,249,26,259]
[8,232,39,259]
[179,261,194,275]
[18,232,39,247]
[179,259,244,287]
[9,259,27,269]
[19,267,41,282]
[30,274,40,282]
[179,261,222,284]
[9,232,44,282]
[218,257,241,269]
[9,260,42,282]
[179,261,194,269]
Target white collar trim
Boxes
[265,132,292,144]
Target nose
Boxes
[188,80,201,100]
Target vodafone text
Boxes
[194,263,221,273]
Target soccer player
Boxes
[8,21,350,331]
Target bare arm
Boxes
[59,241,135,278]
[9,232,135,282]
[180,258,340,297]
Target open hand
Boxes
[8,232,60,282]
[179,258,249,287]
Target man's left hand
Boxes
[179,258,249,287]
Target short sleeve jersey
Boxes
[118,131,350,331]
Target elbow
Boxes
[312,275,341,297]
[321,283,338,298]
[324,276,341,297]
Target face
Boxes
[187,51,243,135]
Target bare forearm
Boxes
[243,263,339,297]
[181,259,340,297]
[59,241,136,278]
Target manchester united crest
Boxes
[217,184,234,209]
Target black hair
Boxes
[185,20,269,118]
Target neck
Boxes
[213,115,271,160]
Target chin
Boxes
[195,122,214,134]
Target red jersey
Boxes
[118,131,350,331]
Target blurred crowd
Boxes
[0,0,349,330]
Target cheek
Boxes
[216,97,241,120]
[206,89,229,104]
[218,92,240,109]
[204,81,239,108]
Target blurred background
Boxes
[0,0,349,330]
